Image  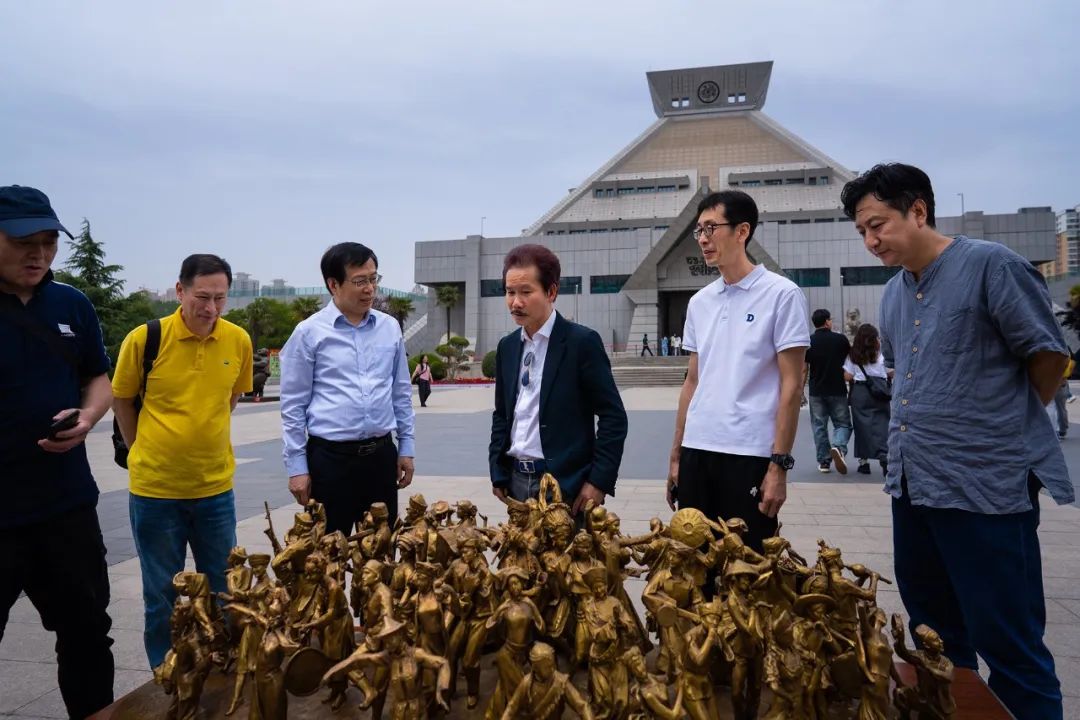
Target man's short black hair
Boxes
[840,163,937,227]
[179,254,232,287]
[321,242,379,293]
[812,309,831,328]
[696,190,758,245]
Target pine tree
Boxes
[62,219,125,304]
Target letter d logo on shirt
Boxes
[746,313,755,323]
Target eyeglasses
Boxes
[692,222,735,240]
[521,351,535,387]
[346,273,382,288]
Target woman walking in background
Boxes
[843,324,893,475]
[412,354,433,407]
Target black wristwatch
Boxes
[770,453,795,471]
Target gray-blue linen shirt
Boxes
[879,236,1073,513]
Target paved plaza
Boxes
[3,383,1080,717]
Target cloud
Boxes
[2,0,1077,293]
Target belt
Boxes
[512,458,547,475]
[309,434,392,456]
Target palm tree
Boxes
[386,296,415,332]
[435,285,461,343]
[291,296,322,321]
[245,298,276,349]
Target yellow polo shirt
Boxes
[113,308,253,499]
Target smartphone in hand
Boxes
[48,410,80,441]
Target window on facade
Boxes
[561,276,583,295]
[480,280,505,297]
[678,183,689,190]
[671,98,680,108]
[737,93,747,102]
[791,219,811,224]
[654,225,669,231]
[569,229,587,235]
[680,98,690,107]
[813,218,834,223]
[617,187,634,196]
[776,220,788,225]
[727,94,737,104]
[837,217,853,223]
[657,185,675,192]
[593,189,604,198]
[590,274,630,294]
[841,266,902,286]
[786,268,830,288]
[808,177,817,186]
[820,177,829,185]
[741,179,761,187]
[636,186,655,193]
[785,178,805,185]
[764,179,782,186]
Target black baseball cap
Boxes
[0,186,73,239]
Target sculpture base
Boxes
[89,664,1010,719]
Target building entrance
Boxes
[659,291,695,342]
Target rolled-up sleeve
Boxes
[392,338,415,457]
[279,326,314,477]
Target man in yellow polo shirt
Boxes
[112,254,252,669]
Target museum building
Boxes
[411,61,1056,355]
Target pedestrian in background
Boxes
[843,323,892,474]
[412,354,433,408]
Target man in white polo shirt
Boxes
[667,190,810,552]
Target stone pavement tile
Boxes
[1041,519,1080,533]
[840,503,892,517]
[0,623,63,664]
[810,513,892,528]
[107,573,146,601]
[1043,559,1080,580]
[105,597,148,632]
[1048,599,1080,625]
[4,596,43,626]
[1063,694,1080,720]
[1046,577,1080,601]
[1056,656,1080,698]
[7,688,66,719]
[108,557,142,577]
[1056,598,1080,621]
[1038,531,1077,547]
[1046,623,1080,659]
[111,627,151,672]
[0,660,57,714]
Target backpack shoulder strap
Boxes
[141,319,162,393]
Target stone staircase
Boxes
[609,355,688,387]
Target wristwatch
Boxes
[770,453,795,471]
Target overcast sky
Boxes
[3,1,1078,294]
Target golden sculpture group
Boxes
[157,477,955,719]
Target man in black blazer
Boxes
[489,244,628,516]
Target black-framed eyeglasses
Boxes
[692,222,735,240]
[521,351,535,387]
[347,273,382,288]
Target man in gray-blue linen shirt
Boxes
[842,163,1071,720]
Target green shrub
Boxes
[482,350,497,378]
[408,353,447,381]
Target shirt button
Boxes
[914,319,921,326]
[900,425,907,432]
[906,372,912,379]
[912,347,918,353]
[916,292,924,300]
[901,399,909,405]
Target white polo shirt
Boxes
[682,264,810,458]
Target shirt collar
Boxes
[327,299,376,329]
[903,235,965,288]
[172,306,221,341]
[718,264,765,294]
[521,309,557,343]
[0,269,54,304]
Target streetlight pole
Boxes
[957,192,965,216]
[480,216,486,238]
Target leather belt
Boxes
[512,458,547,475]
[309,434,392,456]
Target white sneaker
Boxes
[830,447,848,475]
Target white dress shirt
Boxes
[509,309,557,461]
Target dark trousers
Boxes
[677,447,777,553]
[893,476,1062,720]
[417,379,432,407]
[0,503,115,719]
[307,437,399,536]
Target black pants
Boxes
[677,447,777,553]
[0,503,115,719]
[417,379,431,407]
[307,437,399,536]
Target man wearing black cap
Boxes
[0,185,115,717]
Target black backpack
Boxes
[112,319,161,468]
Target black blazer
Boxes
[489,312,628,498]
